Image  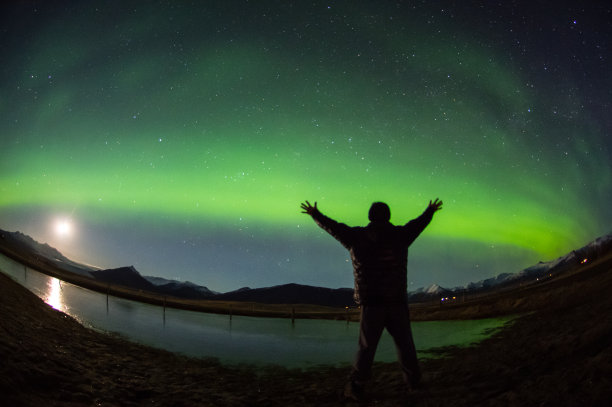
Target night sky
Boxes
[1,1,611,293]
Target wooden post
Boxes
[163,296,167,325]
[106,284,110,314]
[291,307,295,324]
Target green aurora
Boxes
[1,1,610,291]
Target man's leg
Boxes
[350,305,386,383]
[386,304,421,388]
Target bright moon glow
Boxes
[54,220,72,238]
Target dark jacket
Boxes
[311,207,435,305]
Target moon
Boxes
[54,219,73,237]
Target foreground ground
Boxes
[1,255,612,406]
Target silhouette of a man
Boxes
[301,198,442,401]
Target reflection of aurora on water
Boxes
[1,1,610,293]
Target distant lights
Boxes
[581,258,588,264]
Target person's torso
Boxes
[349,223,409,304]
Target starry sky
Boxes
[1,1,611,293]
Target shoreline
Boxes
[0,245,359,320]
[2,244,611,322]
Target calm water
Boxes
[0,252,511,368]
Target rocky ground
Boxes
[1,254,612,406]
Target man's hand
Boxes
[300,200,319,216]
[428,198,443,213]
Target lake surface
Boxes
[0,252,511,368]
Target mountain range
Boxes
[1,228,611,306]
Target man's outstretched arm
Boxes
[300,200,353,248]
[402,198,443,245]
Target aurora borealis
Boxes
[1,1,611,292]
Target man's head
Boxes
[368,202,391,222]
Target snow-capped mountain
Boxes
[462,233,612,292]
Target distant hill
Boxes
[461,234,612,294]
[0,229,95,277]
[144,276,219,300]
[2,227,611,307]
[215,283,355,307]
[92,266,158,291]
[407,283,455,303]
[92,268,220,300]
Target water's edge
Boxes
[0,252,512,368]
